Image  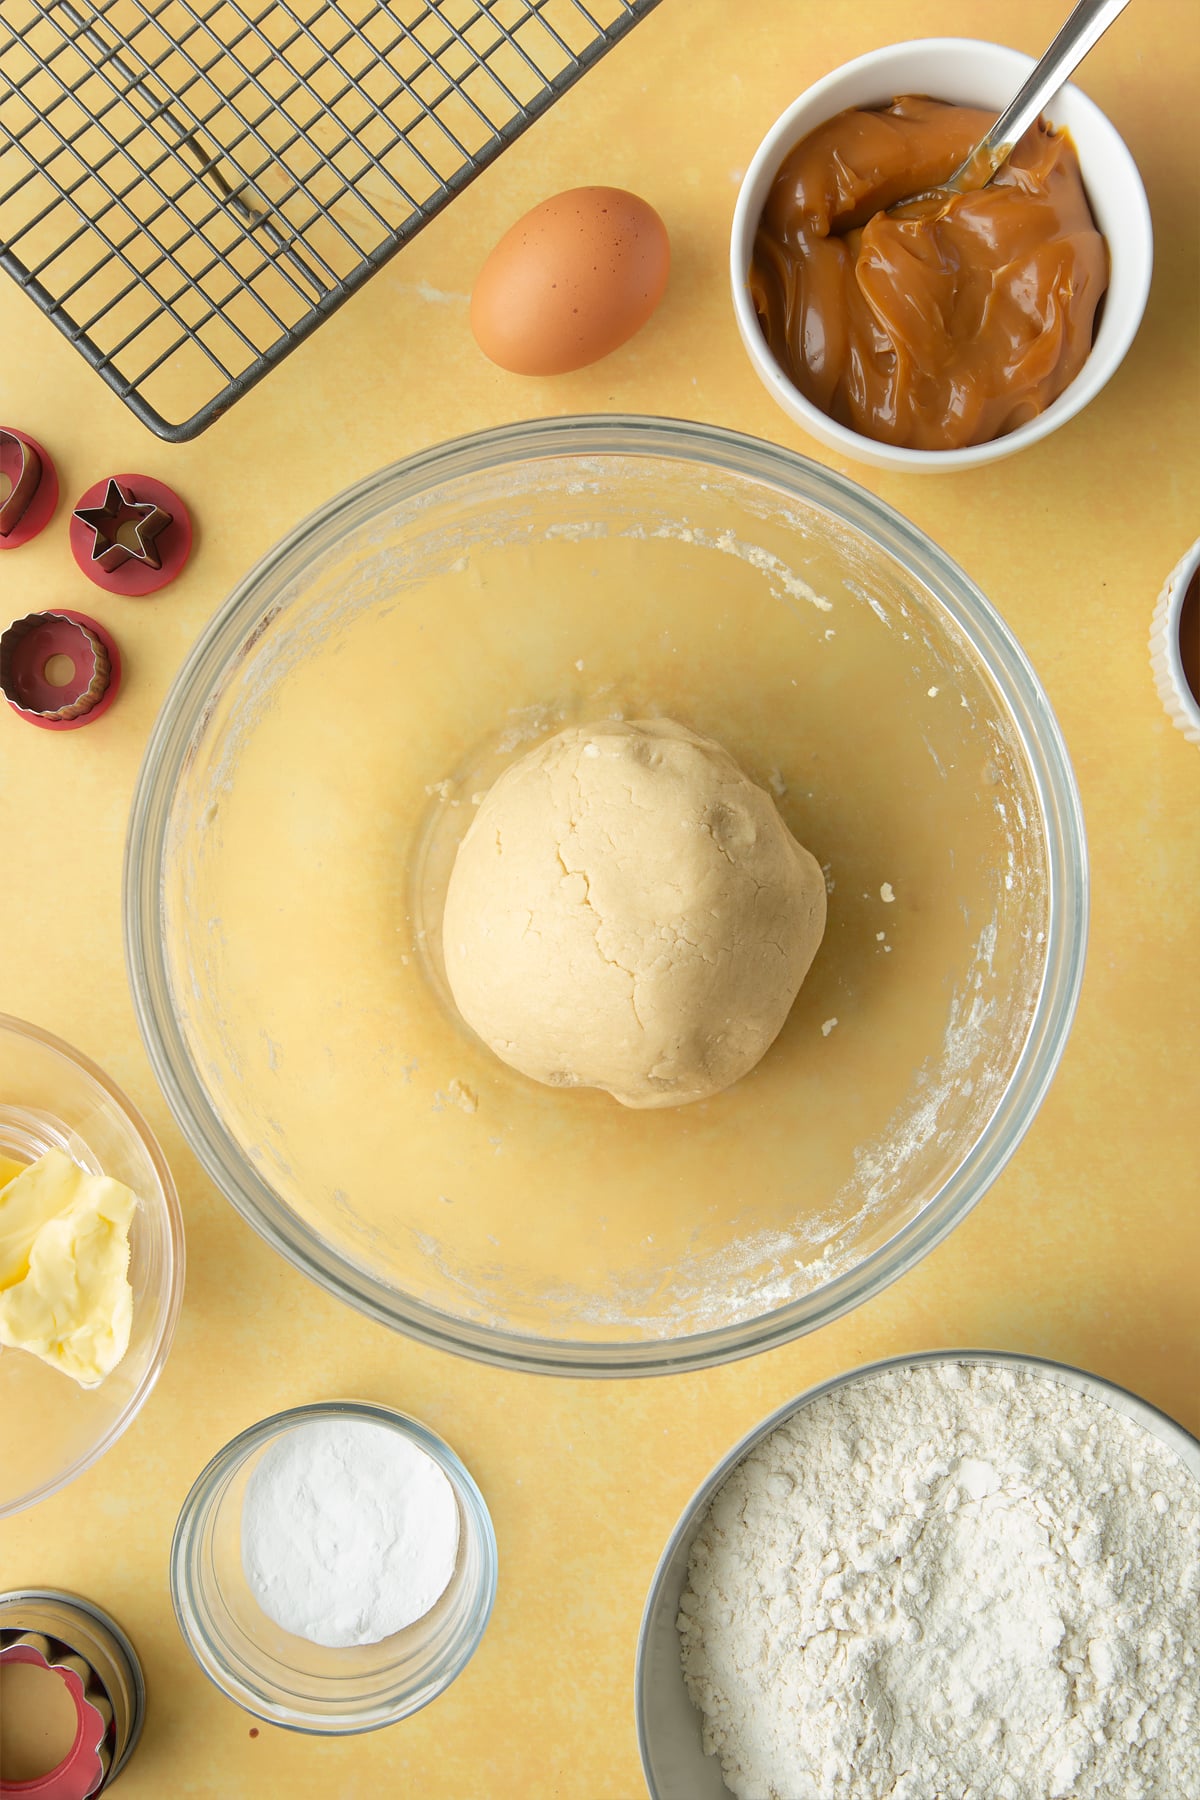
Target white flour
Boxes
[679,1362,1200,1800]
[241,1416,459,1647]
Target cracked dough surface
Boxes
[442,719,827,1108]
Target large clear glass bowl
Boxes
[125,417,1086,1375]
[0,1014,185,1514]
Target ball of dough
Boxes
[441,719,827,1108]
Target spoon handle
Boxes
[947,0,1133,192]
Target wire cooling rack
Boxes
[0,0,660,440]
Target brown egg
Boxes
[470,186,670,375]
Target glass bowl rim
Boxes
[124,413,1089,1377]
[635,1346,1200,1797]
[0,1010,186,1518]
[169,1397,498,1735]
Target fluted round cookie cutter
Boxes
[0,612,122,730]
[0,1589,145,1795]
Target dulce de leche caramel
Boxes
[750,96,1109,450]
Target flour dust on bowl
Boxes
[125,418,1086,1374]
[637,1351,1200,1800]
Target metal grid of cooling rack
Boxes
[0,0,660,440]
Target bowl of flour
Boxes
[637,1351,1200,1800]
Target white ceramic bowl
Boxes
[1149,538,1200,744]
[730,38,1153,473]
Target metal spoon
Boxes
[901,0,1132,205]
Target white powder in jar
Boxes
[241,1416,460,1647]
[678,1361,1200,1800]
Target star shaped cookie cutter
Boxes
[68,471,192,595]
[73,476,171,573]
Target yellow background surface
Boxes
[1,1,1197,1794]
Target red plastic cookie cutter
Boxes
[69,473,191,595]
[0,1638,110,1799]
[0,428,58,549]
[0,611,121,730]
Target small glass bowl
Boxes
[0,1012,184,1517]
[170,1400,498,1734]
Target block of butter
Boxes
[0,1148,136,1387]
